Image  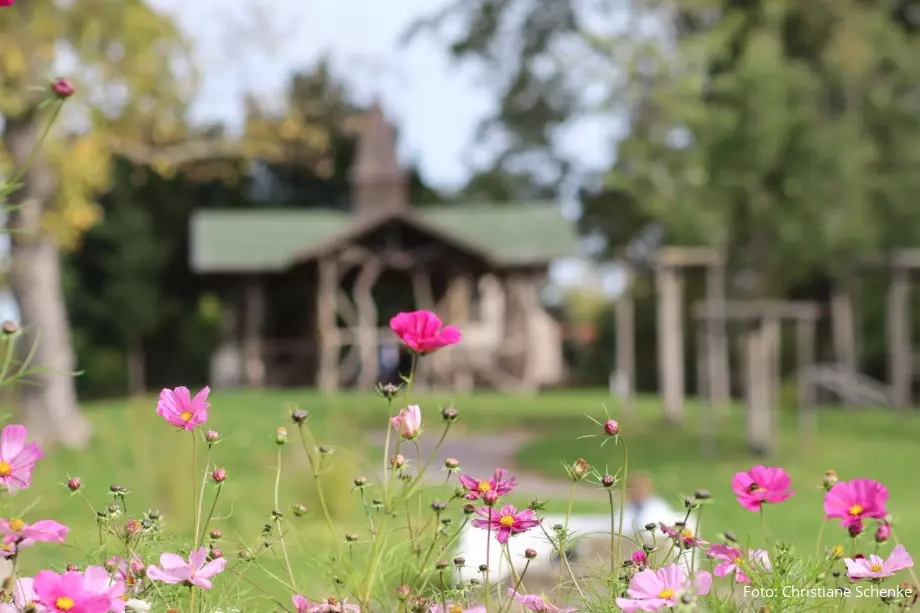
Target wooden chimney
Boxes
[349,100,409,216]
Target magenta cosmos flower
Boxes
[824,478,888,530]
[391,405,421,439]
[33,568,115,613]
[80,565,128,613]
[708,544,771,583]
[616,565,713,612]
[458,468,517,501]
[0,425,43,493]
[292,595,360,612]
[146,547,226,589]
[0,1,15,6]
[156,386,210,430]
[471,504,539,545]
[731,465,794,511]
[508,589,575,612]
[845,545,913,580]
[390,310,461,354]
[660,523,708,550]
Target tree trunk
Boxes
[126,333,147,397]
[3,113,92,449]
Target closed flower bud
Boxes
[444,458,460,470]
[206,430,221,443]
[319,445,334,454]
[431,501,447,513]
[345,533,359,542]
[570,458,590,481]
[875,523,891,543]
[645,523,657,532]
[396,585,411,600]
[292,503,308,517]
[463,504,476,515]
[51,78,75,99]
[124,520,142,538]
[377,382,401,399]
[478,564,488,573]
[601,475,615,488]
[238,547,253,561]
[212,468,227,483]
[390,454,405,469]
[525,548,538,560]
[632,550,648,566]
[66,564,80,572]
[291,409,309,424]
[110,484,127,494]
[67,477,82,492]
[694,489,711,500]
[453,556,465,566]
[354,476,367,487]
[435,559,449,570]
[482,490,499,506]
[604,420,619,436]
[848,522,863,538]
[209,548,223,560]
[822,470,838,492]
[275,427,288,445]
[1,321,19,336]
[442,407,458,423]
[104,559,117,572]
[210,529,222,540]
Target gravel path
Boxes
[363,429,596,500]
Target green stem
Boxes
[485,521,493,611]
[504,558,530,613]
[298,426,340,555]
[615,440,629,571]
[191,432,198,548]
[6,101,64,191]
[199,484,222,546]
[193,438,211,550]
[816,518,827,561]
[382,397,395,506]
[0,334,17,386]
[274,446,297,590]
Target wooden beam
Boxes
[859,249,920,269]
[796,318,816,441]
[656,265,685,425]
[615,264,636,415]
[887,268,912,409]
[316,258,341,393]
[745,323,773,456]
[830,282,858,408]
[652,246,724,267]
[692,300,820,321]
[355,258,383,390]
[705,262,731,414]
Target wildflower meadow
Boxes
[0,74,918,613]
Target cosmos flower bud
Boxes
[454,556,465,566]
[209,548,223,560]
[292,503,308,517]
[291,409,310,424]
[632,550,648,566]
[345,533,359,542]
[353,476,367,487]
[875,523,891,543]
[525,549,538,560]
[1,321,19,336]
[822,470,838,492]
[604,420,619,436]
[462,504,476,515]
[848,522,863,538]
[212,468,227,483]
[206,430,221,444]
[569,458,590,481]
[396,585,411,600]
[442,407,458,423]
[51,78,75,99]
[602,475,615,488]
[435,560,449,570]
[275,427,288,445]
[444,458,460,470]
[210,529,223,540]
[67,477,82,492]
[482,490,499,506]
[390,454,405,469]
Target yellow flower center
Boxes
[449,606,464,613]
[120,595,130,601]
[658,588,675,599]
[56,597,75,611]
[747,483,763,493]
[681,529,693,539]
[0,461,11,477]
[179,411,193,422]
[8,518,24,532]
[848,505,864,516]
[499,515,515,527]
[870,563,883,572]
[832,545,845,559]
[1,543,13,553]
[477,481,492,492]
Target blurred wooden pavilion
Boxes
[188,102,580,393]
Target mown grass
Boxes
[8,388,920,607]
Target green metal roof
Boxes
[190,203,581,273]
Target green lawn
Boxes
[10,388,920,608]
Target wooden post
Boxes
[615,264,636,415]
[355,259,382,390]
[243,278,266,388]
[448,275,475,392]
[656,265,684,425]
[887,268,912,409]
[745,322,772,456]
[698,320,715,459]
[705,262,731,414]
[796,317,816,440]
[317,258,340,393]
[830,282,858,407]
[763,316,781,440]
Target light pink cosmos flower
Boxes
[825,478,888,530]
[0,577,39,613]
[80,566,127,613]
[156,386,210,430]
[707,544,771,583]
[0,425,43,493]
[391,405,422,439]
[508,589,575,612]
[731,465,794,512]
[616,565,713,612]
[146,547,225,589]
[292,595,360,612]
[112,553,145,595]
[33,568,114,613]
[1,518,68,545]
[471,503,540,545]
[458,468,517,501]
[660,523,708,550]
[430,604,486,613]
[845,545,913,581]
[390,310,461,354]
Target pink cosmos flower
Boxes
[660,523,708,549]
[108,554,145,595]
[824,478,888,530]
[146,547,226,589]
[632,550,648,567]
[731,465,794,511]
[429,605,486,613]
[391,405,422,439]
[156,386,210,430]
[508,590,576,612]
[471,504,540,545]
[0,1,15,6]
[292,595,360,612]
[458,468,517,501]
[80,565,127,613]
[876,523,892,544]
[33,569,114,613]
[845,545,913,580]
[616,565,713,612]
[0,577,38,613]
[707,544,771,583]
[0,518,68,558]
[390,310,461,354]
[0,425,43,493]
